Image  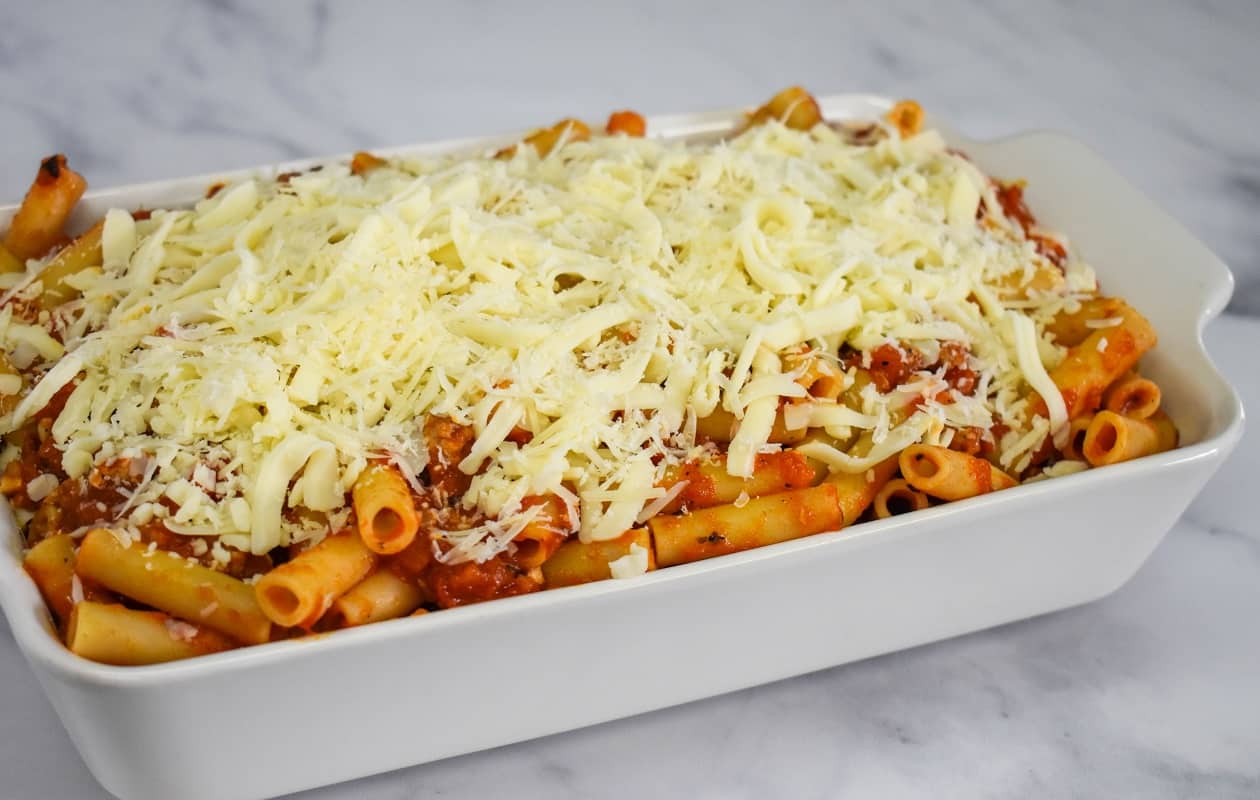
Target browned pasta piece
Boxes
[885,100,924,138]
[35,217,103,307]
[3,154,88,261]
[1103,374,1161,419]
[658,451,820,514]
[872,478,931,519]
[899,445,1016,501]
[76,529,270,644]
[541,528,653,588]
[747,86,823,131]
[1036,300,1157,420]
[650,484,841,567]
[350,151,387,176]
[323,570,424,629]
[497,118,591,159]
[353,462,420,555]
[1061,415,1095,461]
[255,532,376,629]
[605,110,646,137]
[1082,410,1177,466]
[67,601,236,665]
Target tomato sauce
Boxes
[424,555,541,609]
[992,181,1067,267]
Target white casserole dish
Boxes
[0,95,1244,800]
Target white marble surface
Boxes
[0,1,1257,797]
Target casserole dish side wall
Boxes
[0,96,1243,800]
[35,449,1226,800]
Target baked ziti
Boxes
[0,88,1176,665]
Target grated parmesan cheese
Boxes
[608,543,650,579]
[164,618,200,642]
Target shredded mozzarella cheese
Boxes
[0,120,1092,561]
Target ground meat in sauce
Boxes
[423,415,477,499]
[933,341,978,402]
[843,343,923,394]
[947,426,988,457]
[425,554,541,609]
[25,475,128,543]
[842,340,978,402]
[13,447,269,577]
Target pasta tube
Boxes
[3,154,87,261]
[1061,415,1095,461]
[36,218,103,307]
[0,243,22,275]
[886,99,924,138]
[497,118,591,159]
[255,532,376,628]
[1082,410,1177,466]
[1044,297,1127,347]
[23,534,79,626]
[76,529,272,645]
[1038,300,1157,420]
[512,495,571,569]
[353,462,420,555]
[350,151,387,176]
[324,570,424,629]
[747,86,822,131]
[650,484,842,567]
[695,408,808,445]
[67,602,235,666]
[827,455,899,526]
[1103,374,1161,419]
[605,110,646,137]
[659,451,819,513]
[541,528,653,588]
[899,445,1016,501]
[872,478,931,519]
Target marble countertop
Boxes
[0,1,1256,797]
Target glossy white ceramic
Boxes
[0,95,1244,800]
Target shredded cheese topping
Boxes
[0,119,1096,561]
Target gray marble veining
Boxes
[0,2,1256,798]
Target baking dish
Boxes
[0,94,1243,800]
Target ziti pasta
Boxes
[0,87,1177,664]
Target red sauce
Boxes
[992,180,1066,267]
[935,341,978,403]
[844,343,922,393]
[424,554,541,609]
[424,416,476,498]
[845,341,977,403]
[947,426,986,457]
[136,521,272,579]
